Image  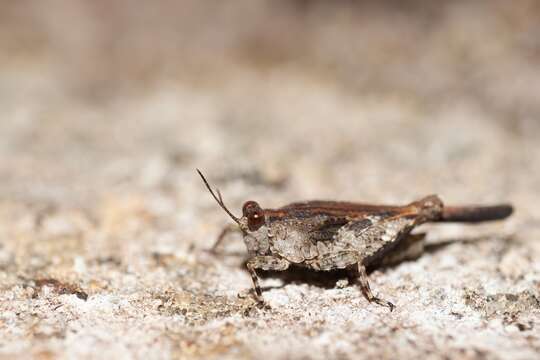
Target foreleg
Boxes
[246,256,290,302]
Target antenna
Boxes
[196,169,242,226]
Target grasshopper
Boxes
[197,170,513,310]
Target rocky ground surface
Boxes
[1,1,540,359]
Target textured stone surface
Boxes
[1,1,540,359]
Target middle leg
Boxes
[357,263,395,311]
[309,251,394,310]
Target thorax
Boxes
[242,224,271,256]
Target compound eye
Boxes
[248,210,265,231]
[242,201,265,231]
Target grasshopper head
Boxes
[197,170,270,255]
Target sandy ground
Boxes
[1,1,540,359]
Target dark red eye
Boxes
[242,201,265,231]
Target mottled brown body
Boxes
[198,170,513,310]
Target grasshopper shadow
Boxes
[258,266,354,290]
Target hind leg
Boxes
[379,233,426,267]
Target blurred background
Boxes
[1,1,540,359]
[1,1,539,208]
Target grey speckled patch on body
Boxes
[334,217,414,259]
[270,223,311,263]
